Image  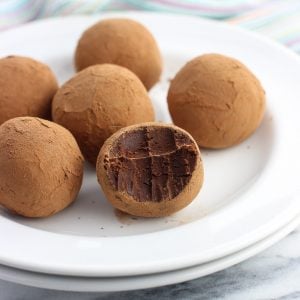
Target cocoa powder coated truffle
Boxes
[52,64,155,165]
[75,18,162,90]
[167,54,266,148]
[0,117,84,218]
[0,56,58,125]
[97,122,204,217]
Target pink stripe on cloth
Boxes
[286,37,300,47]
[152,0,255,13]
[63,2,85,14]
[227,7,274,24]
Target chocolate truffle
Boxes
[0,56,58,125]
[52,64,155,165]
[167,54,266,148]
[97,122,204,217]
[0,117,84,218]
[75,18,162,90]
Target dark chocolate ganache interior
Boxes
[103,126,198,202]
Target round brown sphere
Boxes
[52,64,155,165]
[167,54,266,148]
[97,122,204,218]
[0,56,58,125]
[0,117,84,218]
[75,18,162,90]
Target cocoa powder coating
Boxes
[0,56,58,125]
[97,122,204,217]
[0,117,84,218]
[75,18,162,90]
[52,64,155,165]
[167,54,266,148]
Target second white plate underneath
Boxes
[0,214,299,292]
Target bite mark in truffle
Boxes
[104,127,197,202]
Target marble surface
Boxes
[1,227,300,300]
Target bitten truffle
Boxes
[75,18,162,90]
[0,117,84,218]
[0,56,58,125]
[167,54,266,148]
[97,122,204,217]
[52,64,155,165]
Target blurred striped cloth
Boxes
[1,0,300,53]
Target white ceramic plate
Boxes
[0,214,299,292]
[0,12,300,277]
